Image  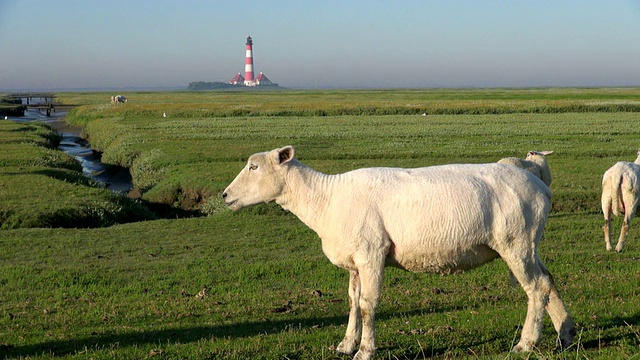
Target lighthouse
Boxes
[228,36,278,87]
[243,36,255,86]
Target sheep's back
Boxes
[322,164,550,273]
[497,157,525,167]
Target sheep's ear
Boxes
[277,146,295,164]
[529,150,553,156]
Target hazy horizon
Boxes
[2,1,640,91]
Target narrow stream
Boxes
[57,131,132,194]
[5,106,133,194]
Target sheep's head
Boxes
[526,150,553,187]
[222,146,295,211]
[526,150,553,159]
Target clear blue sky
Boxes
[1,0,640,90]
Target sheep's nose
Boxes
[222,192,227,199]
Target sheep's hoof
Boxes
[615,245,624,253]
[555,321,576,351]
[511,340,535,353]
[555,334,575,351]
[353,349,375,360]
[605,244,613,251]
[336,339,357,355]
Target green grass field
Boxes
[1,89,640,359]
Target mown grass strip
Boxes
[66,110,640,215]
[62,89,640,125]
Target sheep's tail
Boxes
[611,171,625,217]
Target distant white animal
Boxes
[223,146,575,360]
[498,151,554,187]
[4,116,7,120]
[163,112,167,118]
[601,149,640,252]
[111,95,127,105]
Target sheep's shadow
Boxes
[0,308,454,358]
[4,311,638,358]
[0,315,342,358]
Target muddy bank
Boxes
[47,118,84,135]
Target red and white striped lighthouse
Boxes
[243,36,255,86]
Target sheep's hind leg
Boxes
[336,270,361,355]
[616,196,638,252]
[602,186,614,251]
[538,260,575,350]
[502,253,550,352]
[616,191,640,252]
[616,218,631,252]
[603,213,613,252]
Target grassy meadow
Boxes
[1,88,640,359]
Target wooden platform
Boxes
[7,92,56,104]
[4,93,78,116]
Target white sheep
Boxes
[601,149,640,252]
[223,146,575,360]
[111,95,127,106]
[498,151,554,186]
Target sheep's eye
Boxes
[249,164,258,170]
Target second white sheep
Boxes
[498,150,554,187]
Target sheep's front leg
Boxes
[352,264,384,360]
[336,270,361,355]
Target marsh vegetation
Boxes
[1,88,639,359]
